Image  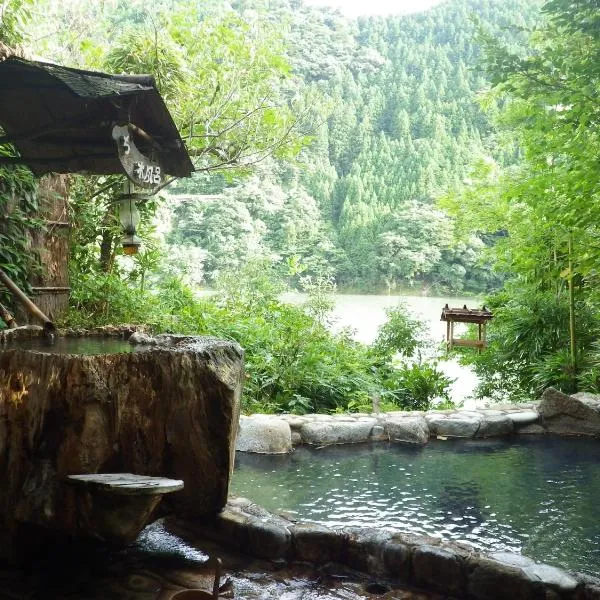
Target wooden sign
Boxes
[112,124,163,190]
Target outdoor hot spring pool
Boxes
[231,437,600,576]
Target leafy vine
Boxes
[0,145,41,311]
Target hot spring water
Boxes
[8,336,143,355]
[231,437,600,576]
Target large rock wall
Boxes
[0,330,243,542]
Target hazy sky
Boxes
[303,0,445,18]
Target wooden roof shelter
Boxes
[0,56,194,178]
[0,55,194,326]
[441,304,493,352]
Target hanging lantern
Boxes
[115,193,145,255]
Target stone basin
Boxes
[0,325,244,557]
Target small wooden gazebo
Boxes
[441,304,493,352]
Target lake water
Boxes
[283,292,481,405]
[297,293,477,345]
[232,437,600,576]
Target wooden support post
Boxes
[449,321,454,350]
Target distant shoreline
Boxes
[195,286,484,300]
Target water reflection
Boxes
[437,481,485,528]
[232,437,600,576]
[6,337,144,355]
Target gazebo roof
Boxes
[440,305,493,324]
[0,56,194,178]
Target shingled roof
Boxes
[0,56,194,178]
[440,305,493,324]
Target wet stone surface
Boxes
[0,521,447,600]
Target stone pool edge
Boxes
[236,387,600,453]
[230,387,600,598]
[184,496,600,600]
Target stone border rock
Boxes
[191,497,600,600]
[236,388,600,453]
[236,404,542,453]
[0,324,144,344]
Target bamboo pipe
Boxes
[0,268,55,331]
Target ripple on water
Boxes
[231,437,600,577]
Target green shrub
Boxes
[64,270,162,328]
[371,305,425,359]
[462,286,598,402]
[0,156,40,309]
[531,349,578,395]
[381,360,453,411]
[577,342,600,394]
[63,257,450,415]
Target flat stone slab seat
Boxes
[67,473,184,494]
[66,473,184,545]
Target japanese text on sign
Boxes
[133,162,162,185]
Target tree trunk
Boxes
[568,231,577,383]
[99,209,114,273]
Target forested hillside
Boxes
[27,0,540,293]
[16,0,600,404]
[167,0,539,293]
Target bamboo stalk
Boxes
[0,269,54,331]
